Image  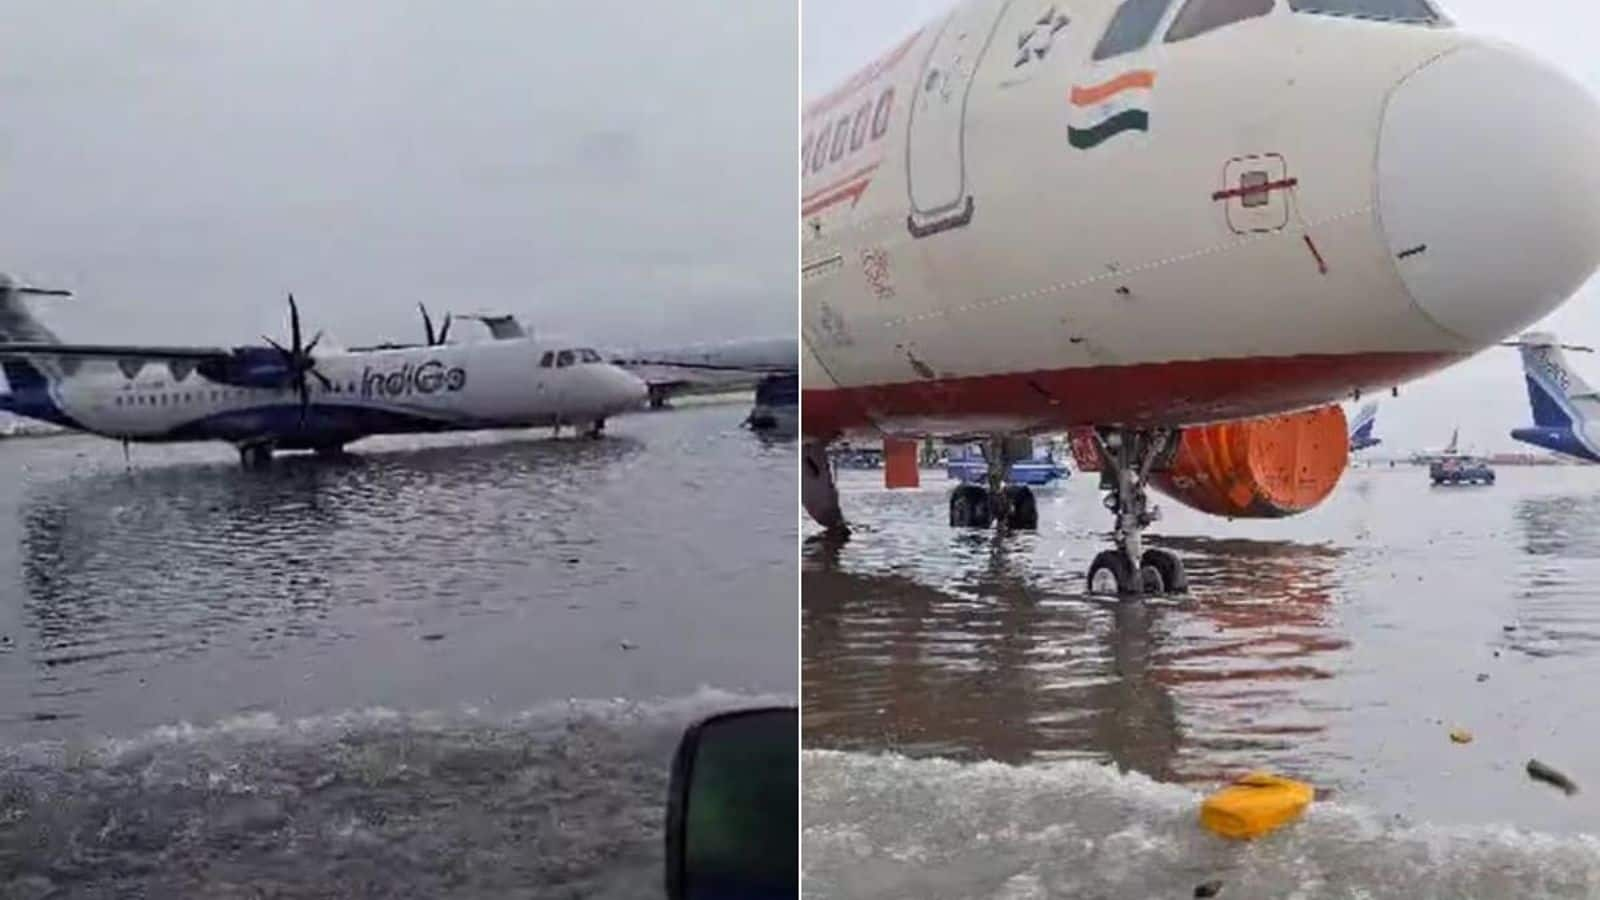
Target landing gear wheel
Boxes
[239,443,273,469]
[1087,550,1141,596]
[586,419,606,439]
[1003,485,1038,530]
[949,484,993,528]
[1141,548,1188,594]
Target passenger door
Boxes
[906,0,1013,237]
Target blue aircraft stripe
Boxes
[1525,374,1575,429]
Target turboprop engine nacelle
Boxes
[1070,406,1349,519]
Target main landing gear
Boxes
[1084,428,1187,598]
[802,441,848,537]
[239,442,274,469]
[948,437,1039,530]
[586,418,607,439]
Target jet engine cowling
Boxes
[1149,406,1349,519]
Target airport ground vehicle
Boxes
[1430,456,1495,486]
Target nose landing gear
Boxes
[948,437,1039,530]
[1084,428,1187,597]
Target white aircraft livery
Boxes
[0,278,648,465]
[802,0,1600,595]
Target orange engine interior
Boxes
[1069,405,1349,519]
[1151,406,1349,518]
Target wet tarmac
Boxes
[0,401,795,897]
[804,465,1600,898]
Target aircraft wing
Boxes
[0,342,230,361]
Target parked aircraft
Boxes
[801,0,1600,595]
[0,277,647,465]
[1509,332,1600,462]
[1348,402,1380,451]
[613,337,798,408]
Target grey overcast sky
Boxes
[0,1,795,351]
[804,0,1600,454]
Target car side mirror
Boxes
[665,706,797,899]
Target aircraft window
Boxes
[540,351,554,368]
[557,350,575,368]
[1166,0,1273,42]
[580,349,602,364]
[1288,0,1439,22]
[1093,0,1176,60]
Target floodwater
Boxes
[804,465,1600,899]
[0,400,795,898]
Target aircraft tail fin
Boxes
[0,274,70,389]
[1348,401,1379,449]
[1516,331,1600,429]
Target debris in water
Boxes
[420,633,446,642]
[1527,759,1579,795]
[619,640,638,651]
[1503,624,1517,632]
[1195,879,1224,897]
[1449,728,1472,744]
[1199,771,1312,839]
[1476,673,1490,683]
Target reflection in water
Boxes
[1511,492,1600,659]
[20,437,646,690]
[803,526,1347,783]
[0,404,796,743]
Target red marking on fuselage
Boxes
[805,29,922,122]
[1211,177,1299,202]
[801,351,1461,441]
[802,176,875,217]
[802,161,883,204]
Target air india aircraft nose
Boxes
[1378,42,1600,346]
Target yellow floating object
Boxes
[1450,728,1473,744]
[1200,772,1313,840]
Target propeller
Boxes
[263,292,333,427]
[420,303,452,346]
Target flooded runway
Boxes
[0,401,795,897]
[804,466,1600,898]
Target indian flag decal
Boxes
[1068,69,1155,150]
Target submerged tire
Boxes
[1087,550,1140,596]
[1141,548,1188,594]
[1004,486,1038,530]
[949,485,992,528]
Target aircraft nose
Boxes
[611,367,648,412]
[1378,42,1600,346]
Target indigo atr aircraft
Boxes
[1510,332,1600,463]
[802,0,1600,595]
[0,277,647,465]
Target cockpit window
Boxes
[1166,0,1273,43]
[556,350,575,368]
[539,351,554,368]
[1093,0,1177,61]
[579,349,602,364]
[1288,0,1440,24]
